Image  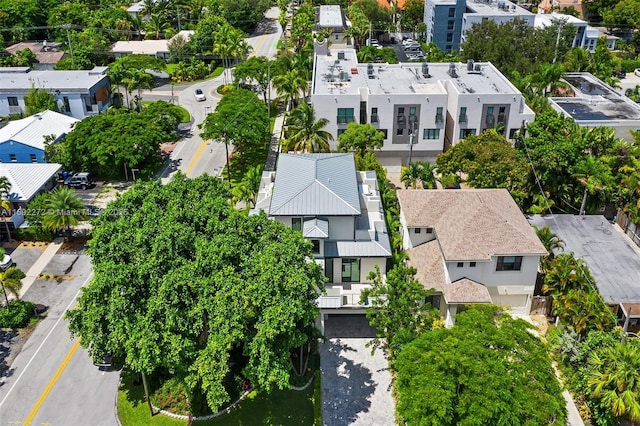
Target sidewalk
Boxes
[17,238,64,300]
[264,114,285,172]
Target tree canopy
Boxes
[24,87,57,116]
[67,174,324,412]
[396,305,567,425]
[49,101,181,179]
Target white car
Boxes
[635,68,640,77]
[194,88,206,102]
[0,254,14,271]
[402,39,416,46]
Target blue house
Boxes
[0,110,78,163]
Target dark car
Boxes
[617,70,626,79]
[64,172,95,189]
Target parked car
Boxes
[0,254,14,271]
[401,38,416,46]
[635,68,640,77]
[617,70,626,79]
[194,88,206,102]
[404,44,422,52]
[64,172,95,190]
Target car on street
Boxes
[194,88,206,102]
[0,254,14,271]
[64,172,95,190]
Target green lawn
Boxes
[117,371,318,426]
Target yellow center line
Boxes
[249,30,269,58]
[184,138,209,176]
[22,340,80,426]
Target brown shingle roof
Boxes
[6,42,65,64]
[398,189,547,261]
[445,278,492,304]
[407,241,493,304]
[407,240,446,293]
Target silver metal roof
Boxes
[0,163,61,202]
[0,110,78,150]
[269,153,361,216]
[0,67,108,92]
[303,218,329,238]
[529,214,640,304]
[324,238,392,258]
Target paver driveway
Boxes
[320,315,395,426]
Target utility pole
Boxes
[552,18,567,64]
[64,24,75,68]
[223,129,231,183]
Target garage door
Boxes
[324,314,377,338]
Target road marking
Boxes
[184,139,209,176]
[0,274,92,410]
[249,28,270,58]
[22,340,80,426]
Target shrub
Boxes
[16,226,54,242]
[0,300,36,328]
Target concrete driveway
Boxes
[320,315,395,426]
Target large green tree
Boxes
[361,265,440,359]
[67,174,323,413]
[24,87,57,116]
[200,88,269,167]
[53,102,181,179]
[336,122,384,157]
[396,305,567,425]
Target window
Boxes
[409,107,417,125]
[7,97,18,107]
[509,128,518,139]
[423,128,440,139]
[426,294,441,309]
[445,45,452,53]
[311,240,320,254]
[63,96,70,113]
[446,33,453,42]
[415,228,421,234]
[470,262,476,267]
[457,262,464,268]
[397,128,404,135]
[9,154,16,162]
[426,227,433,233]
[459,107,467,122]
[497,106,506,124]
[337,108,355,124]
[448,7,455,17]
[337,129,346,136]
[292,218,302,231]
[448,20,454,30]
[496,256,523,271]
[486,106,495,125]
[360,101,367,124]
[30,154,37,163]
[371,107,379,123]
[342,258,360,283]
[325,258,334,282]
[460,128,476,139]
[379,129,388,139]
[435,107,443,123]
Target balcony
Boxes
[336,115,355,124]
[317,284,371,308]
[459,113,467,123]
[485,114,495,125]
[435,114,444,124]
[370,114,379,124]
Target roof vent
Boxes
[448,63,458,78]
[422,63,430,78]
[467,59,474,71]
[474,63,482,72]
[338,51,345,60]
[367,64,375,79]
[350,67,358,74]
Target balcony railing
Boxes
[435,113,444,124]
[485,114,495,125]
[459,113,467,123]
[337,115,355,124]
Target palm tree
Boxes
[0,263,26,308]
[213,26,251,85]
[542,253,593,296]
[232,164,263,209]
[272,69,307,112]
[145,13,172,40]
[534,225,564,266]
[572,156,613,215]
[123,69,154,110]
[0,176,13,242]
[587,341,640,422]
[43,186,86,239]
[401,162,435,189]
[282,103,333,153]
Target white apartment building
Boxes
[311,48,534,169]
[534,13,618,52]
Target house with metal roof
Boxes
[0,110,79,163]
[529,214,640,333]
[0,66,111,120]
[0,162,62,240]
[397,188,547,325]
[251,153,392,327]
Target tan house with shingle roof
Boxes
[397,188,547,325]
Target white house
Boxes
[314,5,352,47]
[397,189,547,325]
[251,153,392,331]
[0,67,111,120]
[311,48,534,170]
[534,13,618,53]
[0,110,79,163]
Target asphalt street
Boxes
[0,255,120,426]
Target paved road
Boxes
[0,255,120,426]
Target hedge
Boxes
[0,300,36,328]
